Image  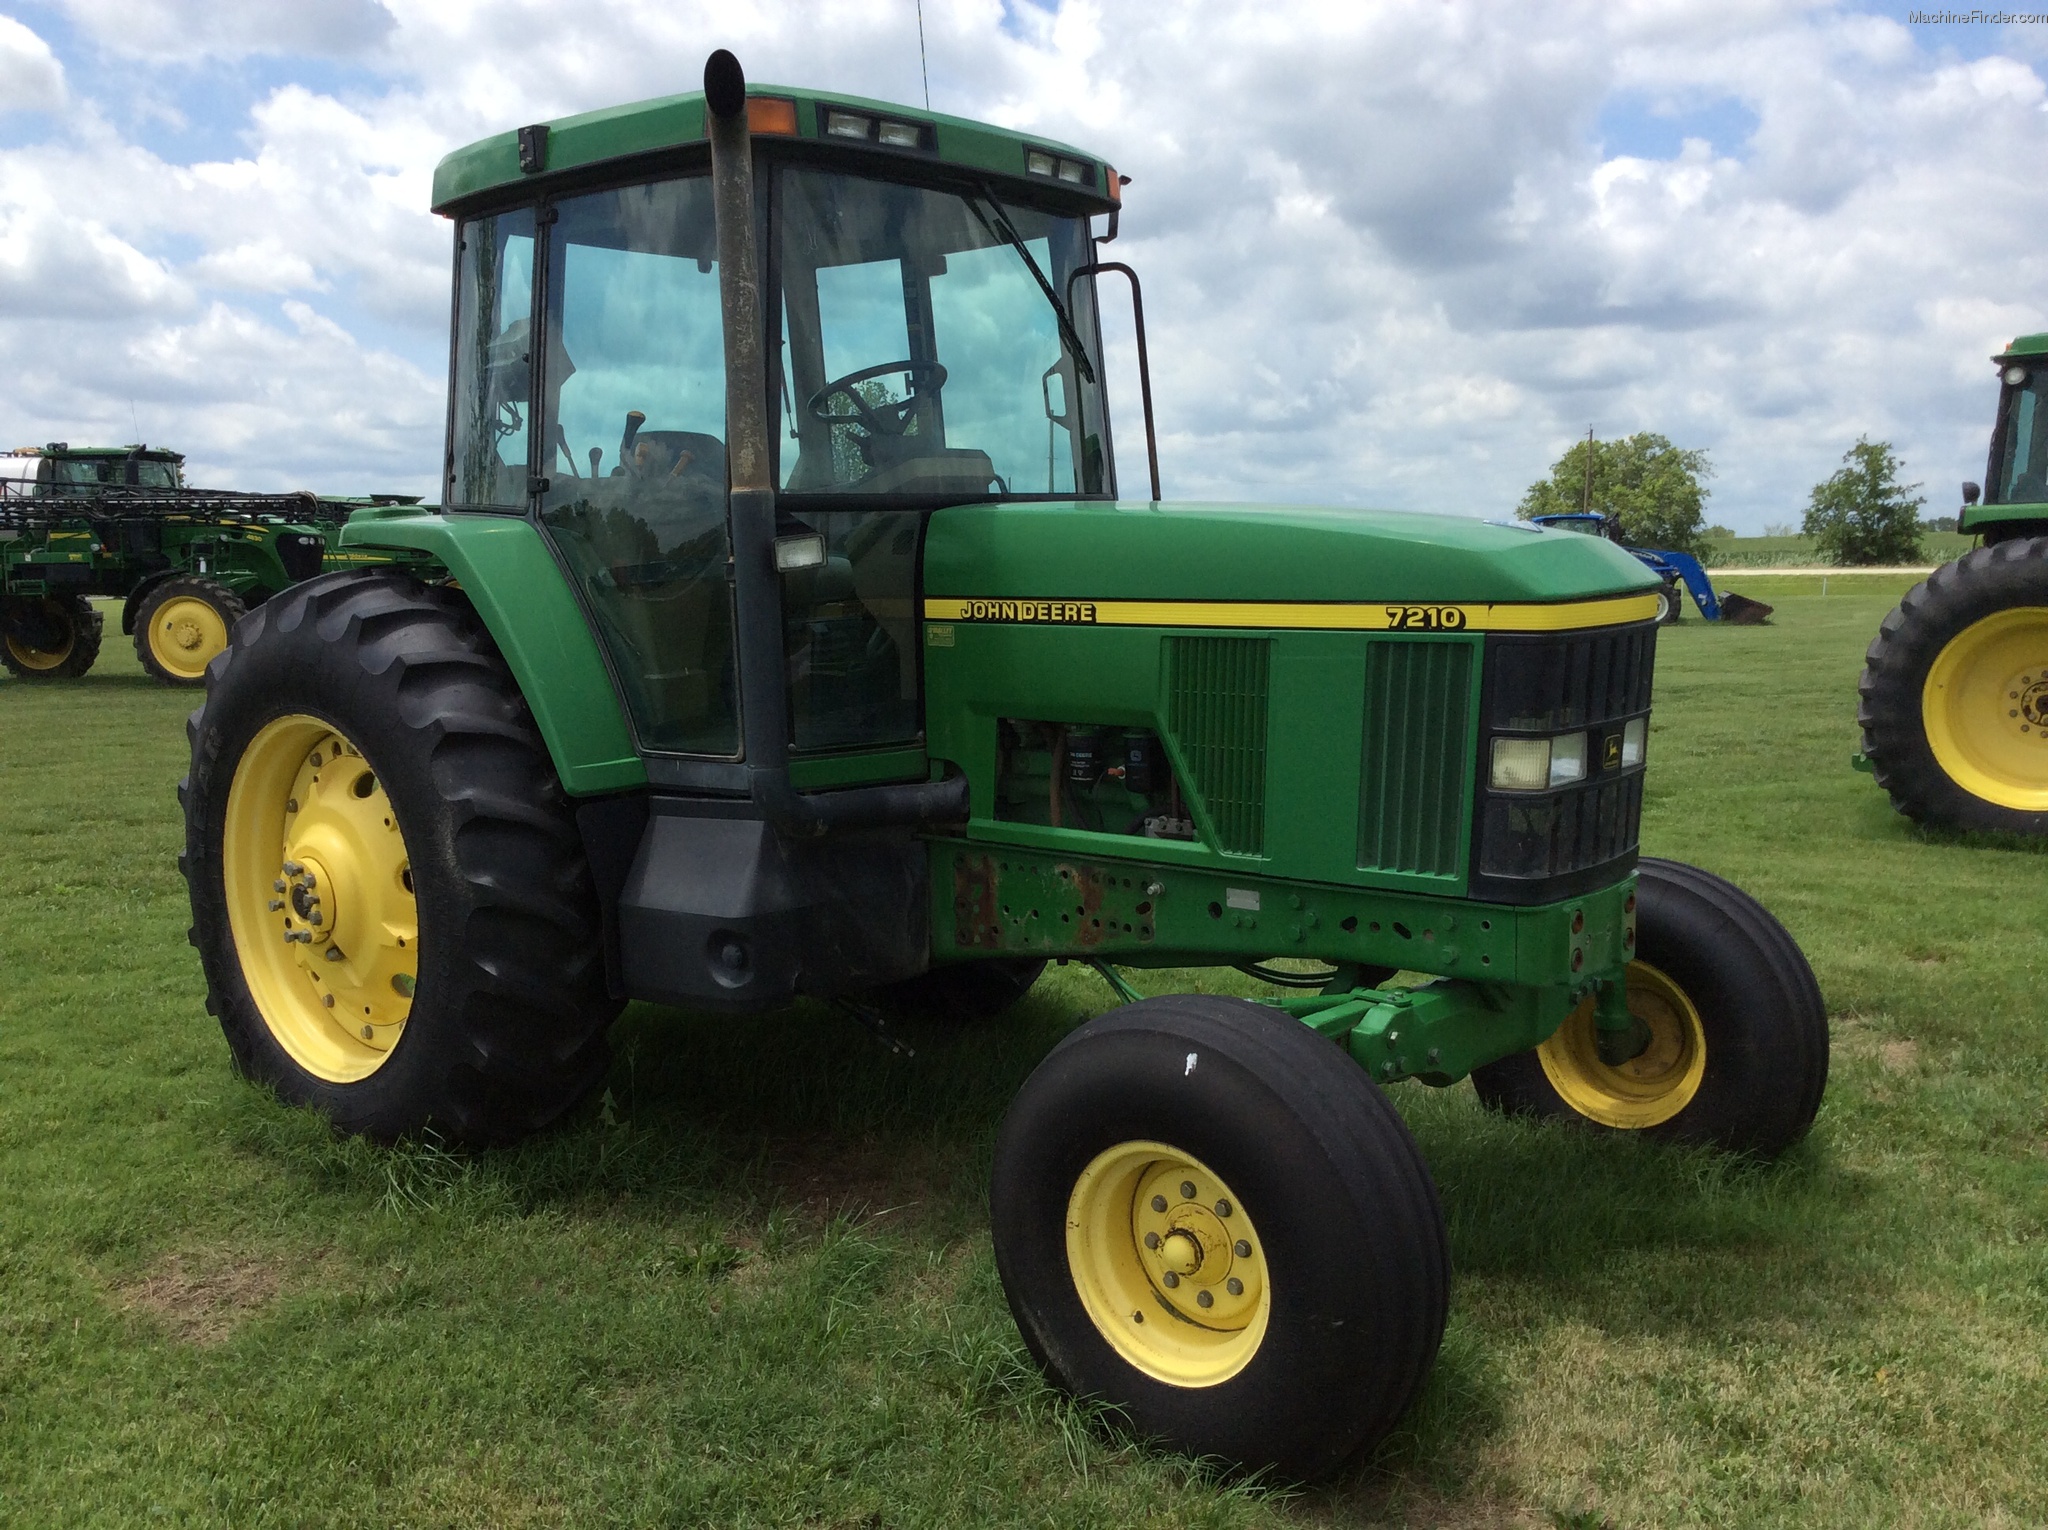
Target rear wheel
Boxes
[2,593,101,680]
[136,575,245,686]
[1470,858,1827,1158]
[180,572,620,1144]
[991,993,1447,1479]
[1859,538,2048,833]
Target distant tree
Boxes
[1704,523,1735,539]
[1517,432,1713,557]
[1802,438,1924,566]
[1919,514,1957,533]
[1762,522,1797,537]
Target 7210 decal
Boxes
[1384,605,1469,631]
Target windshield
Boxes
[774,168,1111,498]
[1992,366,2048,505]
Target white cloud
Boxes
[0,14,66,111]
[0,0,2045,522]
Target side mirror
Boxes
[1962,480,1981,505]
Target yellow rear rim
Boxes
[1066,1141,1271,1387]
[1538,960,1706,1129]
[5,603,75,671]
[1922,607,2048,811]
[222,715,418,1084]
[149,596,230,680]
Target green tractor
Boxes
[1859,336,2048,833]
[0,443,414,685]
[179,54,1828,1478]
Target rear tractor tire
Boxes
[136,575,245,687]
[1,593,102,680]
[180,571,621,1145]
[1858,537,2048,834]
[992,993,1448,1479]
[1470,857,1827,1158]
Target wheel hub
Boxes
[1922,608,2048,810]
[169,617,206,651]
[1065,1141,1273,1388]
[224,717,419,1081]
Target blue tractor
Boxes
[1530,513,1772,625]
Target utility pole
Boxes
[1580,426,1595,515]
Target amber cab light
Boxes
[747,97,798,135]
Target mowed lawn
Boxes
[1,577,2043,1529]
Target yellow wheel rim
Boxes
[5,602,75,671]
[222,715,419,1084]
[1922,607,2048,811]
[1065,1141,1271,1387]
[149,596,230,680]
[1537,960,1706,1129]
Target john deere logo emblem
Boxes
[1603,733,1622,769]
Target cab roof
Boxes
[1998,333,2048,359]
[432,84,1120,218]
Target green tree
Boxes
[1801,438,1924,566]
[1516,432,1713,557]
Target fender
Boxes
[339,507,646,795]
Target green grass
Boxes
[1704,532,1972,568]
[2,584,2044,1528]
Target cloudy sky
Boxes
[2,0,2045,530]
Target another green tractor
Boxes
[0,443,415,684]
[1859,336,2048,834]
[179,54,1828,1477]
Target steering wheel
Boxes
[806,360,948,437]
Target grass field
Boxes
[2,579,2044,1528]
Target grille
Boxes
[1488,624,1655,730]
[1478,775,1644,881]
[1165,635,1270,856]
[1358,639,1473,879]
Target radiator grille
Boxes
[1358,639,1473,879]
[1166,636,1270,856]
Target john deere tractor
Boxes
[1859,336,2048,834]
[180,54,1828,1478]
[0,442,415,684]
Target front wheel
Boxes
[2,593,102,679]
[1471,858,1827,1158]
[991,994,1447,1479]
[136,575,246,686]
[180,572,620,1144]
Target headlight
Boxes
[1489,732,1590,791]
[1621,717,1647,768]
[2006,364,2030,387]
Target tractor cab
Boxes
[440,89,1120,767]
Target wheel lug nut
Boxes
[1161,1271,1179,1289]
[267,900,283,912]
[1214,1199,1232,1217]
[360,1025,374,1040]
[1143,1231,1160,1250]
[1226,1277,1243,1296]
[1178,1181,1195,1199]
[1196,1289,1213,1309]
[1150,1195,1167,1213]
[322,994,334,1008]
[1234,1239,1251,1258]
[325,947,343,962]
[282,861,303,876]
[273,880,286,894]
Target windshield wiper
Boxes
[969,187,1096,385]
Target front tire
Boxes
[1858,538,2048,833]
[1471,858,1827,1158]
[991,994,1447,1479]
[136,575,245,686]
[180,572,620,1144]
[2,593,101,679]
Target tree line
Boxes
[1515,432,1931,566]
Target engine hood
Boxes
[923,500,1662,606]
